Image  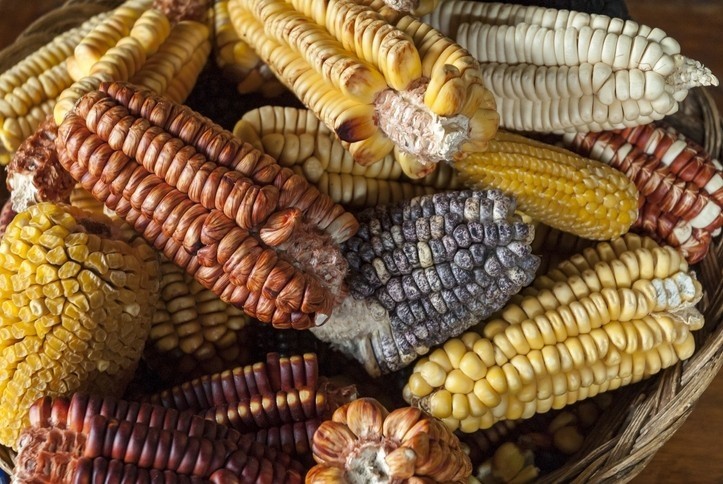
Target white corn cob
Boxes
[423,1,718,133]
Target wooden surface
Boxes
[0,1,721,483]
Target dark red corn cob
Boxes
[17,410,304,483]
[56,81,359,329]
[143,353,319,412]
[563,123,723,262]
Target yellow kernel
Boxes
[418,360,447,388]
[45,297,65,316]
[473,378,501,408]
[443,339,468,368]
[407,372,433,397]
[68,245,89,262]
[38,233,65,249]
[46,246,68,265]
[445,369,474,394]
[452,392,471,420]
[553,426,585,455]
[472,338,497,367]
[65,233,88,246]
[62,279,80,297]
[429,389,453,418]
[78,270,101,292]
[428,348,453,372]
[25,245,47,264]
[86,252,109,274]
[459,352,486,380]
[68,293,90,312]
[58,261,81,279]
[42,281,63,299]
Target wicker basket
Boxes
[0,1,721,482]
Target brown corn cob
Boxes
[0,201,15,238]
[56,81,359,329]
[563,122,723,262]
[308,397,472,482]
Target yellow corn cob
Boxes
[403,234,703,433]
[0,10,112,153]
[228,0,499,178]
[235,106,462,207]
[454,131,639,240]
[54,1,212,124]
[0,202,160,448]
[213,0,285,96]
[147,259,250,381]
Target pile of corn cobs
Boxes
[0,0,718,482]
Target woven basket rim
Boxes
[0,1,722,482]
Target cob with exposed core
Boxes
[235,106,462,208]
[55,81,358,330]
[227,0,499,178]
[423,1,718,132]
[0,202,160,448]
[307,397,472,483]
[404,234,704,432]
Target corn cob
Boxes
[212,0,286,97]
[454,131,639,240]
[475,442,538,484]
[562,123,723,262]
[235,106,462,208]
[141,353,354,457]
[0,201,15,239]
[403,234,704,433]
[307,397,472,483]
[6,115,76,212]
[56,81,359,330]
[227,0,499,178]
[0,9,113,153]
[0,202,160,448]
[311,190,539,375]
[16,394,305,483]
[54,0,212,125]
[423,1,718,133]
[147,258,251,382]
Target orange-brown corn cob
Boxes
[55,81,359,329]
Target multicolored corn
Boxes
[404,234,704,432]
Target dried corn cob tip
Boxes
[475,442,538,484]
[0,202,160,448]
[153,0,210,23]
[404,236,705,432]
[562,123,723,262]
[311,190,539,375]
[145,258,252,382]
[424,1,718,133]
[6,115,76,212]
[236,106,463,208]
[56,81,358,329]
[308,397,472,483]
[228,0,499,177]
[455,131,639,240]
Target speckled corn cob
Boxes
[0,202,160,448]
[404,234,704,432]
[454,131,639,240]
[308,397,472,482]
[0,9,113,153]
[227,0,499,178]
[563,123,723,262]
[213,0,286,97]
[235,106,462,208]
[311,190,539,375]
[16,395,305,483]
[54,0,213,125]
[56,81,359,329]
[423,1,718,133]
